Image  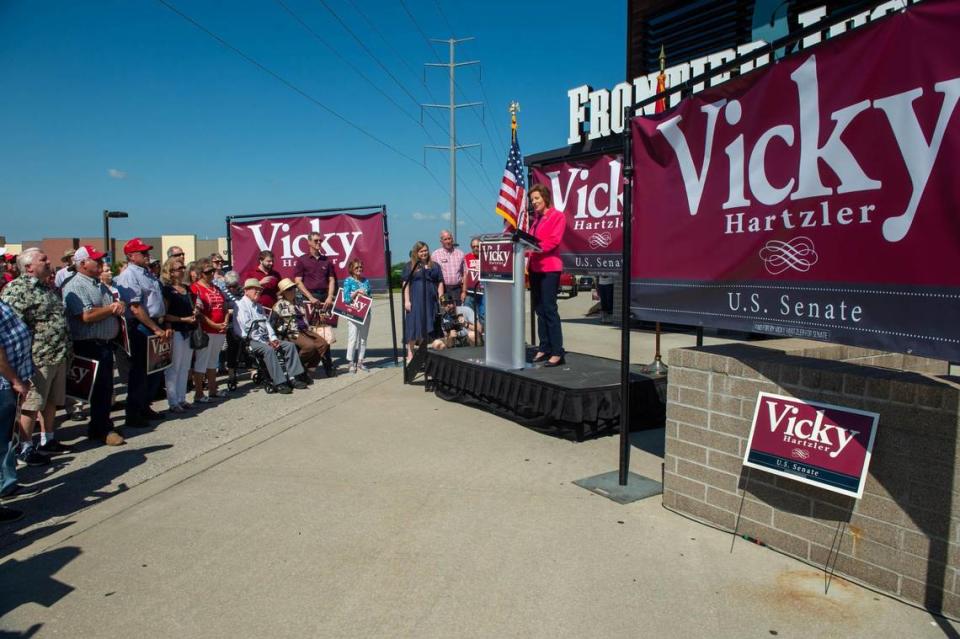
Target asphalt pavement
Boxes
[1,293,956,638]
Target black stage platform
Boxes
[424,347,667,441]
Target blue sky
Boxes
[0,0,625,259]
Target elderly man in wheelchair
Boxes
[236,278,310,394]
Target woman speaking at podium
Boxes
[528,184,567,367]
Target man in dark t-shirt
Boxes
[293,232,337,309]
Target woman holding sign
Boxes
[342,258,372,373]
[528,184,568,367]
[402,241,444,362]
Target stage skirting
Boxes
[424,347,666,441]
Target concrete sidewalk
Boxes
[1,294,956,637]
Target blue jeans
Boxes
[0,388,19,493]
[530,271,563,357]
[465,292,485,323]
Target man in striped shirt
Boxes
[63,247,126,446]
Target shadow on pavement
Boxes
[0,445,172,558]
[0,545,81,622]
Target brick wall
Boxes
[663,342,959,616]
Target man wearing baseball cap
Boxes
[62,246,126,445]
[115,238,170,428]
[235,278,306,394]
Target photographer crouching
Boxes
[437,295,478,349]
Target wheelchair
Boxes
[227,319,291,394]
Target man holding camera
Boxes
[438,295,477,348]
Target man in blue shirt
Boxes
[0,299,36,522]
[115,238,171,429]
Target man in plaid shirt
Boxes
[0,299,37,522]
[431,230,465,305]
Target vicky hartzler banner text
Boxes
[630,0,960,360]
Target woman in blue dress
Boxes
[402,241,444,361]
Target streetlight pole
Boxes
[103,210,129,265]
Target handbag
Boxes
[190,327,209,350]
[187,292,210,350]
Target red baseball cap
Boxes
[123,238,153,254]
[3,253,16,262]
[73,245,106,263]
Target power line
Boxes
[315,0,451,140]
[272,0,425,132]
[397,0,507,173]
[152,0,453,197]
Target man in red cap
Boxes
[62,246,126,445]
[115,238,170,429]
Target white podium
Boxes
[479,232,540,370]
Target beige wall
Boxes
[161,235,196,263]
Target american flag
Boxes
[495,138,528,232]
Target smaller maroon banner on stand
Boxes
[744,392,879,499]
[479,240,515,283]
[531,154,623,274]
[66,356,99,403]
[229,210,387,291]
[332,288,372,325]
[146,335,173,374]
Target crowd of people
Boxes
[0,231,374,523]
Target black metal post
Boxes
[618,107,634,487]
[225,216,233,269]
[381,206,400,365]
[103,210,110,263]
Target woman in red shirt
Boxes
[190,258,229,402]
[528,184,568,367]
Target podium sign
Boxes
[481,234,538,370]
[479,240,515,283]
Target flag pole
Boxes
[647,45,668,376]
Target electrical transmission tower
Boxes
[423,37,482,242]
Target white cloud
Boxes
[107,168,128,180]
[440,212,451,221]
[411,211,436,221]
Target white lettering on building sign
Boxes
[566,0,914,145]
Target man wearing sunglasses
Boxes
[116,238,171,429]
[293,232,337,311]
[166,246,186,264]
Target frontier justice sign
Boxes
[630,0,960,360]
[229,211,387,292]
[744,393,879,499]
[531,155,623,274]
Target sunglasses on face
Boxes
[171,253,185,258]
[203,269,215,274]
[174,266,186,271]
[311,239,323,244]
[471,245,479,250]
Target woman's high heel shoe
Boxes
[543,355,566,368]
[532,352,547,363]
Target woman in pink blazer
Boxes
[528,184,568,367]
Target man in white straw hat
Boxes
[235,278,306,394]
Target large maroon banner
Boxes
[531,154,623,273]
[631,0,960,360]
[229,211,387,292]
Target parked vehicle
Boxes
[577,275,595,291]
[524,272,578,298]
[559,272,578,298]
